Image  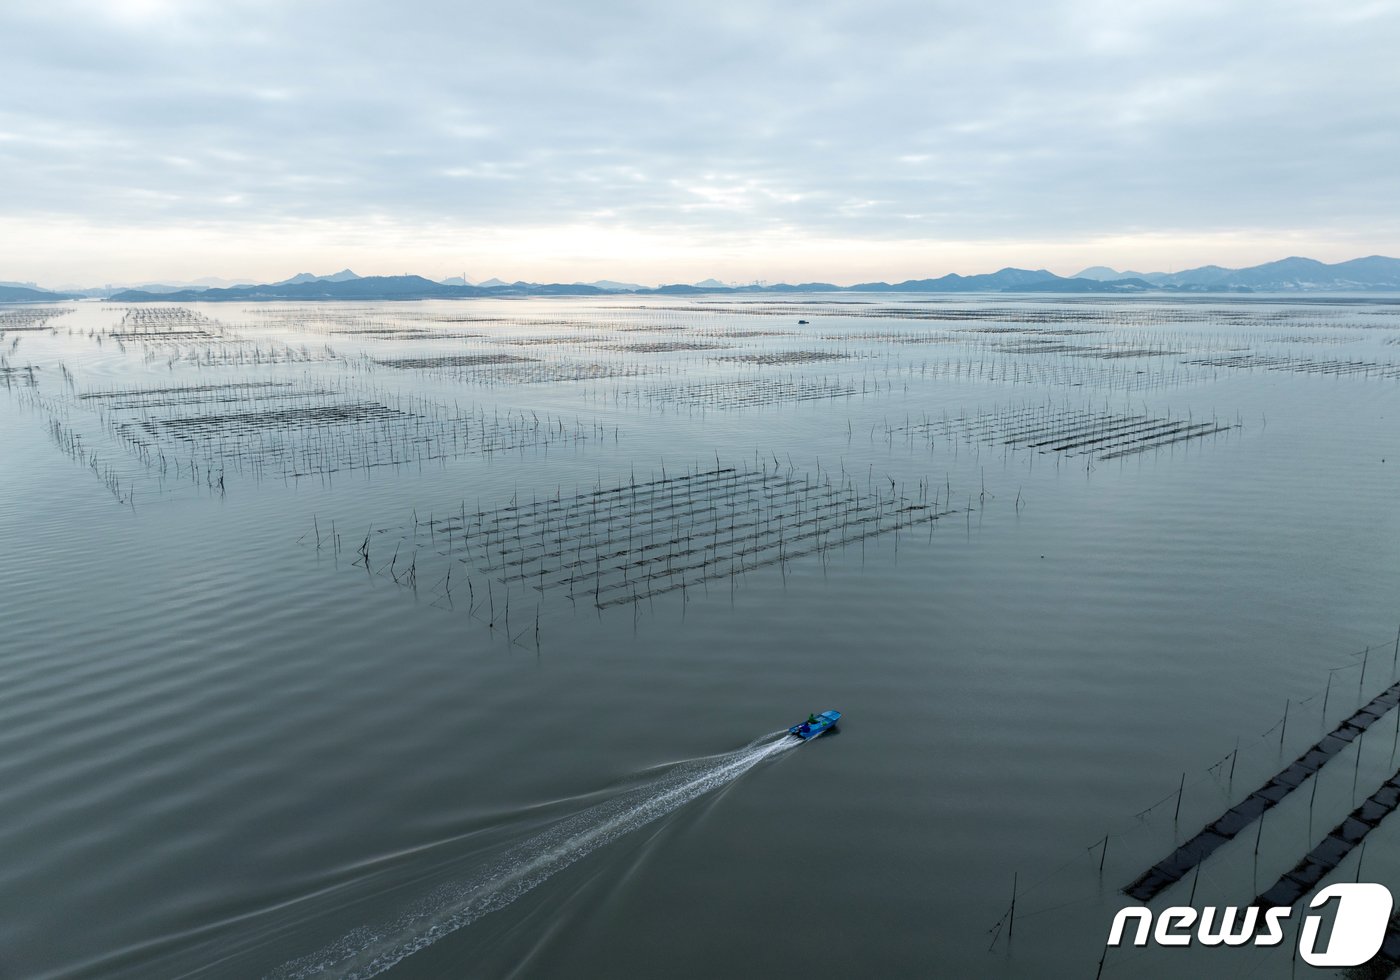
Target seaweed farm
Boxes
[1125,678,1400,902]
[5,292,1400,979]
[1185,351,1400,379]
[383,462,948,613]
[886,403,1239,461]
[629,376,862,410]
[20,377,594,496]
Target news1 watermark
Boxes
[1107,883,1394,967]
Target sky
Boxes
[3,0,1399,287]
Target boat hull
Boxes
[789,709,841,740]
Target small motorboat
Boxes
[789,709,841,740]
[797,319,810,324]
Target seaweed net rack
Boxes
[421,464,949,610]
[1123,678,1400,902]
[1254,768,1400,910]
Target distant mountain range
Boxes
[1072,256,1400,291]
[274,268,362,286]
[39,275,261,299]
[4,256,1400,304]
[0,284,72,302]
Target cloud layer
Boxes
[4,0,1399,283]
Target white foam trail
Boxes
[271,731,801,979]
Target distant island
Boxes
[5,255,1400,304]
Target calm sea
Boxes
[2,294,1399,978]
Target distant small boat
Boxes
[797,319,810,324]
[789,709,840,740]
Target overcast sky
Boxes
[3,0,1398,286]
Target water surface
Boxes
[3,294,1400,977]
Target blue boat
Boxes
[789,709,841,740]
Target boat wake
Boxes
[270,730,801,979]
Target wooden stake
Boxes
[1008,872,1017,944]
[1360,646,1370,701]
